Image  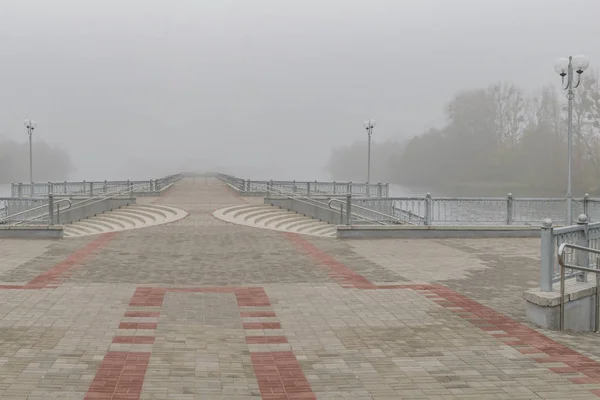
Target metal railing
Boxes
[557,243,600,331]
[539,214,600,292]
[11,174,182,198]
[258,183,389,226]
[388,193,600,226]
[0,197,72,225]
[328,196,408,225]
[217,173,389,197]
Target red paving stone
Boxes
[251,351,317,400]
[282,232,376,289]
[240,311,277,317]
[246,336,289,344]
[243,322,282,330]
[25,232,117,289]
[118,322,158,330]
[123,311,161,318]
[112,336,156,344]
[84,351,151,400]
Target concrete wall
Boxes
[524,281,598,331]
[59,198,135,224]
[0,225,63,239]
[266,197,343,225]
[337,225,541,239]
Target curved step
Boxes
[212,204,337,238]
[242,209,282,222]
[63,203,188,238]
[254,210,294,224]
[91,215,127,229]
[109,210,147,225]
[260,213,300,227]
[288,220,325,232]
[132,204,175,216]
[232,205,272,218]
[274,216,310,229]
[80,218,115,231]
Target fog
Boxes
[1,0,599,182]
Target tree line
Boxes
[326,72,600,196]
[0,140,73,183]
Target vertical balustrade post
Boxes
[293,180,297,193]
[48,194,55,225]
[540,219,554,292]
[425,193,433,226]
[333,181,336,195]
[18,183,22,197]
[83,180,86,195]
[576,214,589,282]
[307,182,311,197]
[104,180,108,193]
[315,180,318,195]
[90,182,94,196]
[507,193,514,225]
[267,180,273,198]
[64,181,67,194]
[48,182,52,195]
[584,193,590,218]
[127,180,133,198]
[345,194,352,225]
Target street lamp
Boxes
[363,119,376,184]
[554,55,590,224]
[24,119,37,185]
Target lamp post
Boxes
[24,119,37,187]
[554,55,590,225]
[363,119,376,184]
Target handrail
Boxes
[251,182,386,225]
[0,198,72,224]
[328,198,410,225]
[557,243,600,332]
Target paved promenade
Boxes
[1,177,600,399]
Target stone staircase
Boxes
[213,204,337,238]
[63,204,187,238]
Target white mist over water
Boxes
[0,184,10,198]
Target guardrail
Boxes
[328,196,408,225]
[539,214,600,292]
[217,173,389,197]
[557,243,600,331]
[11,174,183,198]
[387,193,600,226]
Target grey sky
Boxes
[1,0,599,181]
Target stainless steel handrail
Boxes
[328,198,409,225]
[557,242,600,332]
[0,198,73,224]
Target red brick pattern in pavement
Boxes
[83,351,151,400]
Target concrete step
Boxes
[63,203,188,238]
[213,204,337,238]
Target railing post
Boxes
[293,180,297,193]
[425,193,433,226]
[83,180,86,195]
[584,193,590,217]
[267,180,273,199]
[307,182,311,197]
[64,181,67,194]
[151,179,156,192]
[128,180,133,198]
[57,204,60,224]
[48,182,52,195]
[377,183,382,197]
[339,204,344,224]
[347,182,352,196]
[507,193,514,225]
[31,182,34,197]
[245,179,250,192]
[345,194,352,225]
[90,182,94,196]
[333,181,336,195]
[18,183,22,197]
[104,180,108,193]
[540,218,554,292]
[576,214,589,283]
[315,180,318,194]
[48,194,55,225]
